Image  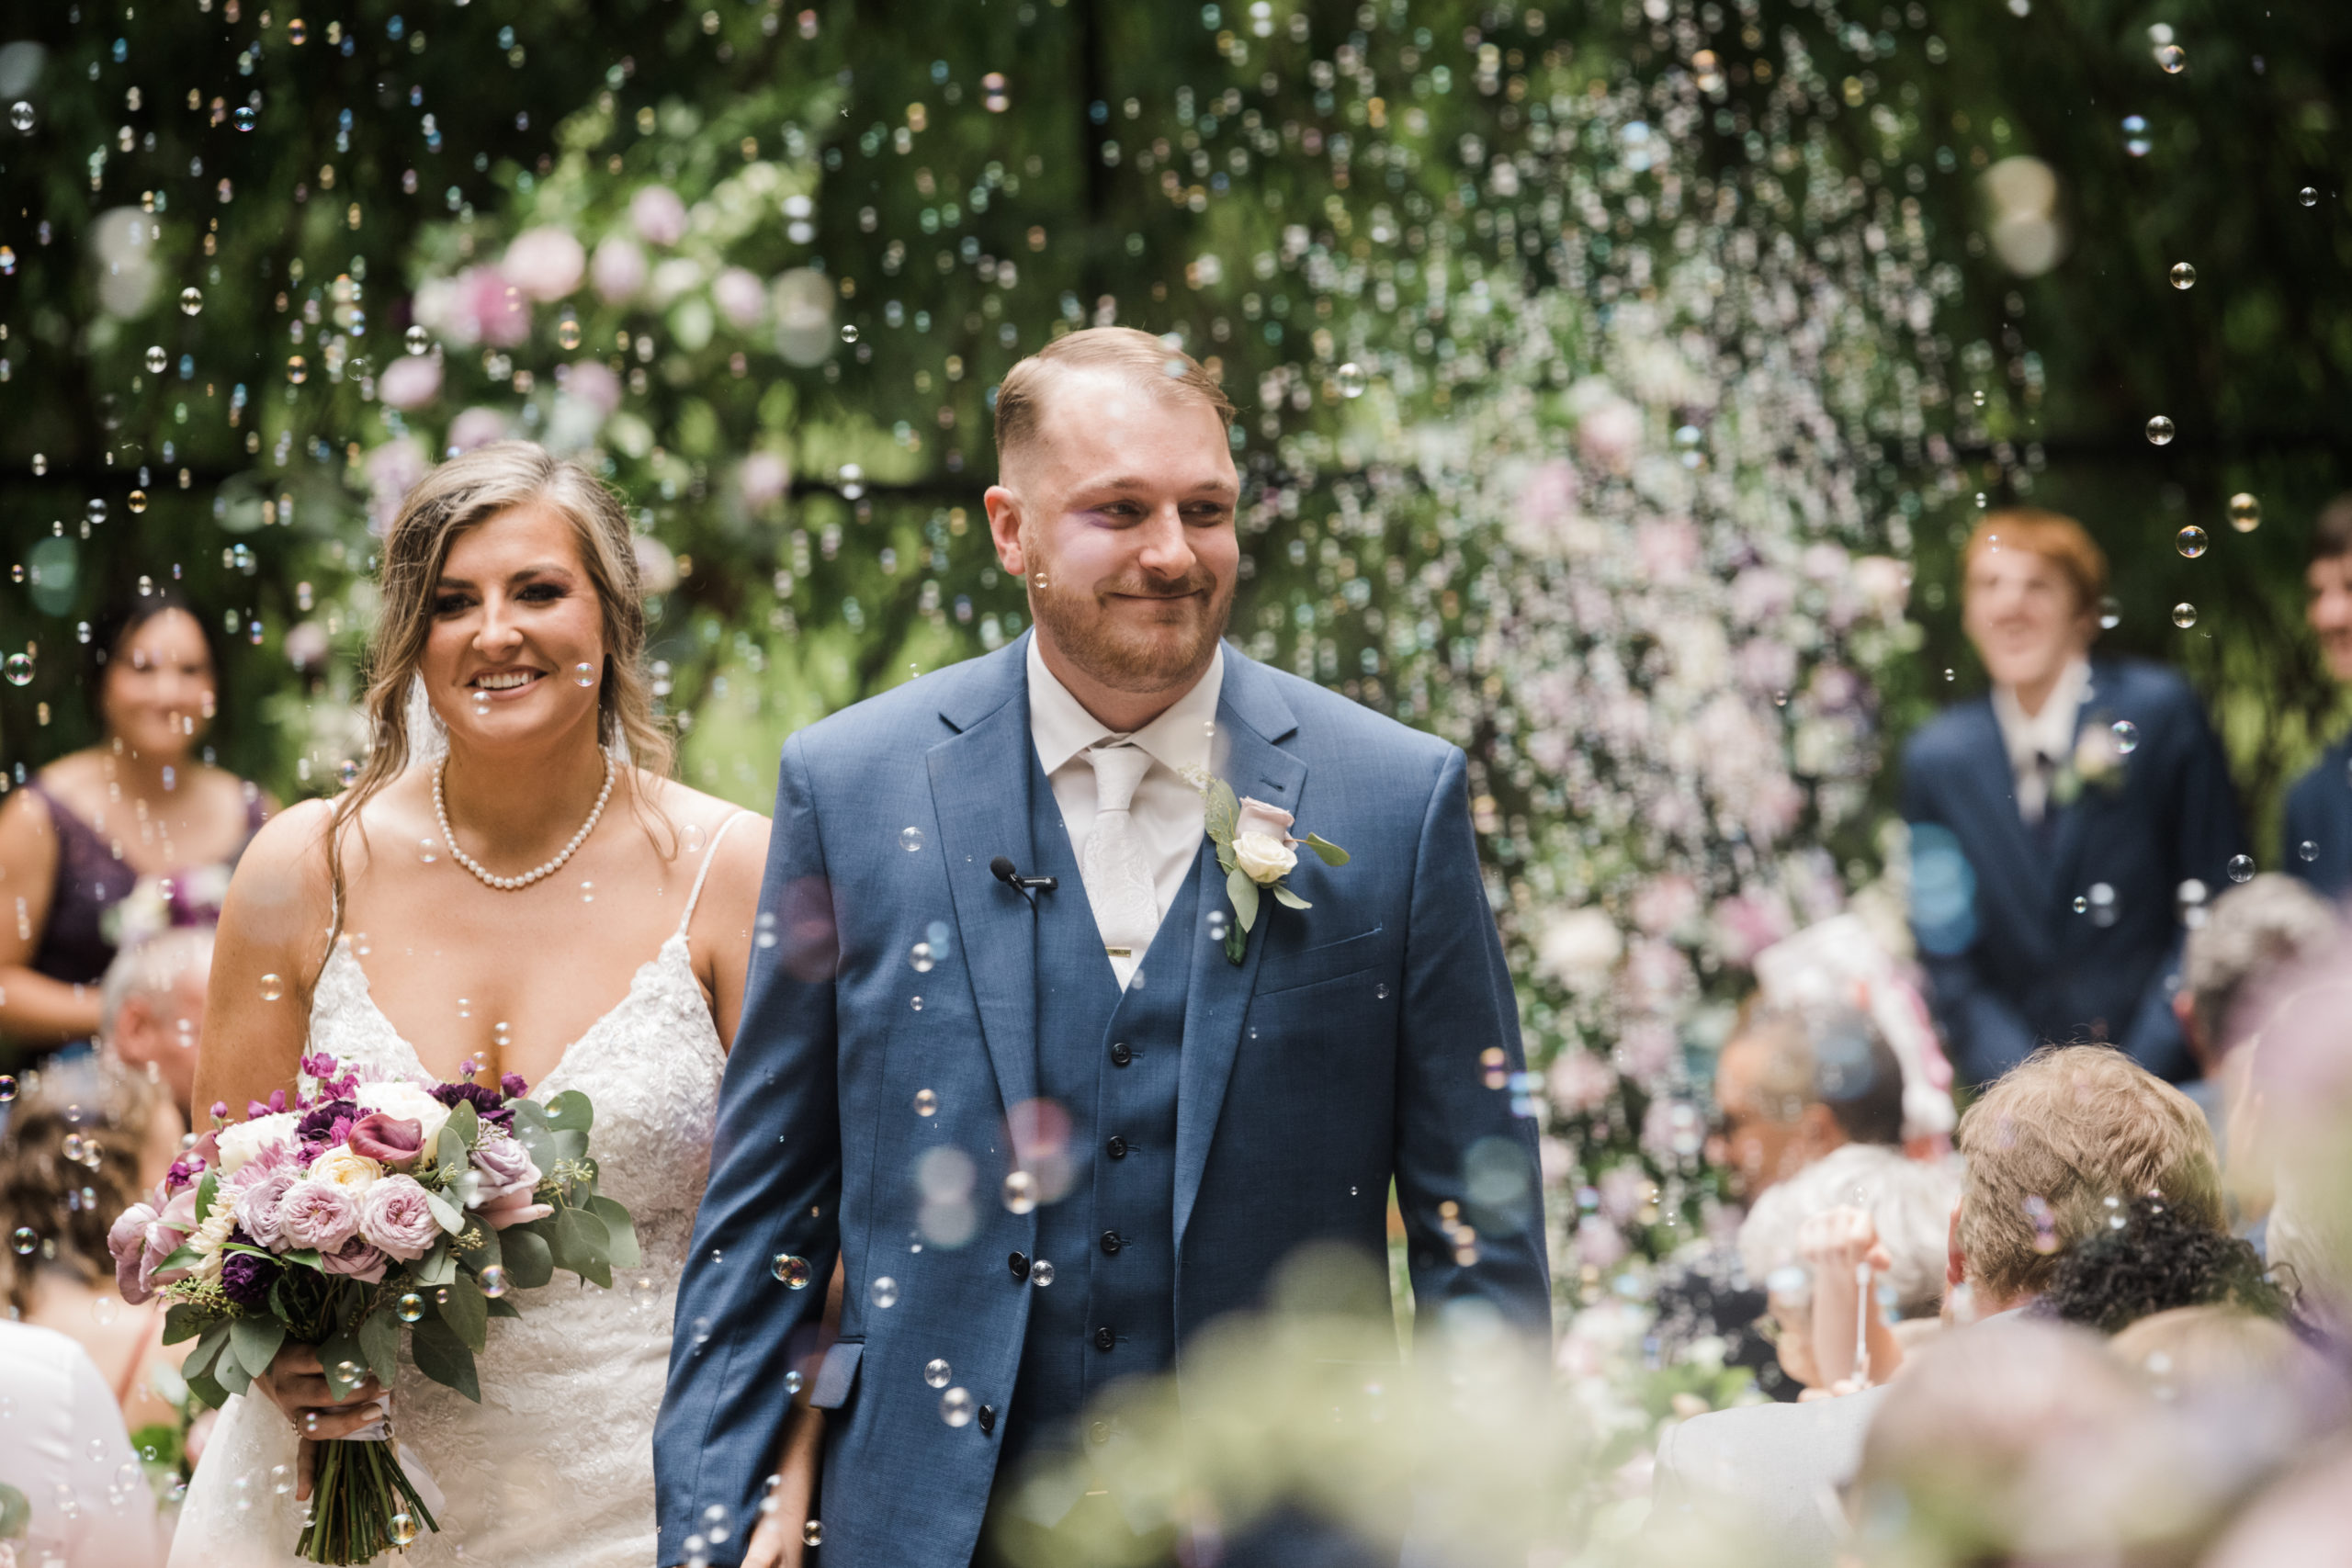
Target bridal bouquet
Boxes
[107,1051,639,1564]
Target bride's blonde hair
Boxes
[322,441,673,955]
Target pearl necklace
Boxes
[433,752,615,892]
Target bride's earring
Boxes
[404,674,452,772]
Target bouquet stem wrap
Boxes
[299,1434,443,1564]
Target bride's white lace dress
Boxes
[169,822,741,1568]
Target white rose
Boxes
[1538,908,1623,987]
[356,1081,453,1149]
[215,1111,301,1177]
[308,1146,385,1192]
[1233,830,1298,886]
[187,1203,238,1284]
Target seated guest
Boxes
[1713,1004,1909,1197]
[1651,1045,2220,1564]
[2172,873,2338,1162]
[98,926,212,1132]
[1904,510,2245,1085]
[2035,1193,2285,1335]
[0,1318,167,1566]
[2285,492,2352,896]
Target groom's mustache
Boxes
[1094,570,1218,601]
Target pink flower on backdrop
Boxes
[502,225,585,301]
[366,438,429,536]
[1852,555,1912,620]
[1611,1017,1679,1086]
[376,353,442,412]
[1713,891,1796,968]
[1809,662,1863,713]
[320,1237,390,1283]
[1630,874,1700,937]
[447,407,511,454]
[592,235,648,302]
[1746,777,1805,845]
[1621,940,1696,1012]
[1728,567,1794,626]
[1635,517,1701,582]
[446,265,529,347]
[1574,1213,1629,1270]
[277,1179,361,1253]
[712,265,766,329]
[347,1113,424,1167]
[1546,1049,1617,1116]
[107,1200,160,1304]
[738,451,791,511]
[1735,637,1799,696]
[358,1176,441,1261]
[1597,1164,1654,1224]
[1514,457,1579,539]
[562,359,623,418]
[630,186,689,246]
[1575,396,1643,474]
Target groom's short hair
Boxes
[993,328,1235,468]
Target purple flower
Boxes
[220,1247,280,1310]
[469,1129,538,1197]
[358,1176,441,1262]
[297,1100,360,1149]
[232,1168,300,1251]
[500,1073,530,1100]
[431,1081,514,1128]
[347,1113,424,1168]
[320,1237,389,1283]
[277,1180,361,1253]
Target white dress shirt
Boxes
[0,1318,168,1566]
[1989,656,2090,825]
[1027,636,1223,988]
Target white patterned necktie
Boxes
[1080,743,1159,986]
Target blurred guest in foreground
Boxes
[1903,510,2245,1085]
[97,926,213,1125]
[0,1064,192,1436]
[0,1318,167,1566]
[2036,1193,2285,1335]
[2172,874,2337,1164]
[1651,1046,2219,1564]
[0,589,266,1056]
[2284,492,2352,897]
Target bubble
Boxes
[1029,1258,1055,1287]
[3,653,31,686]
[258,973,287,1001]
[480,1266,508,1298]
[8,102,31,132]
[1002,1169,1038,1214]
[1206,908,1229,941]
[2110,720,2140,754]
[334,1359,361,1384]
[2228,854,2256,884]
[701,1503,732,1545]
[910,942,935,973]
[924,1358,952,1388]
[0,1077,15,1103]
[2172,602,2198,629]
[2228,493,2262,533]
[682,823,708,854]
[783,1370,804,1396]
[128,489,148,513]
[390,1512,419,1546]
[8,1228,33,1256]
[869,1275,899,1308]
[558,317,583,351]
[2155,42,2186,72]
[404,324,431,355]
[2298,840,2320,863]
[179,287,203,316]
[419,838,440,863]
[899,826,924,852]
[2300,186,2320,208]
[285,354,313,386]
[2073,896,2087,914]
[288,17,307,43]
[396,1292,425,1323]
[913,1088,938,1116]
[568,660,597,689]
[940,1386,975,1427]
[2176,525,2207,558]
[772,1254,813,1289]
[1375,982,1390,999]
[1335,362,1368,398]
[144,344,168,373]
[803,1520,825,1547]
[2166,261,2196,289]
[2145,415,2175,446]
[841,324,860,343]
[910,996,923,1012]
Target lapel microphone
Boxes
[990,855,1058,906]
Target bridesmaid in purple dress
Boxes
[0,591,269,1057]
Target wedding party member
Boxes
[175,443,777,1568]
[1652,1045,2220,1564]
[99,926,215,1125]
[0,589,267,1055]
[0,1318,169,1566]
[2284,493,2352,896]
[656,329,1549,1568]
[1903,510,2245,1085]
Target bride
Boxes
[175,442,807,1566]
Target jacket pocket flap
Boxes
[809,1338,864,1409]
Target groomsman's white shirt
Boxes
[1990,654,2090,825]
[1027,636,1225,987]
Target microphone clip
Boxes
[990,855,1058,906]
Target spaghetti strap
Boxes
[676,811,752,936]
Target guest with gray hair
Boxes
[96,925,212,1123]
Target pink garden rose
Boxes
[320,1237,389,1283]
[347,1112,424,1168]
[738,451,791,511]
[561,358,623,418]
[376,352,442,411]
[277,1179,361,1253]
[447,406,511,454]
[591,235,648,302]
[358,1175,440,1261]
[108,1200,160,1304]
[502,225,585,301]
[232,1168,300,1250]
[629,185,689,246]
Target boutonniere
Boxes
[2050,717,2130,808]
[1203,781,1350,964]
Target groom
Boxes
[655,328,1550,1566]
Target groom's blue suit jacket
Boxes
[654,636,1550,1566]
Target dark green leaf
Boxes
[485,1296,522,1320]
[182,1320,232,1383]
[183,1366,228,1412]
[158,1243,205,1275]
[229,1314,286,1380]
[413,1246,458,1287]
[194,1171,220,1226]
[162,1303,215,1346]
[213,1337,254,1398]
[410,1318,481,1403]
[319,1325,368,1402]
[357,1307,401,1388]
[0,1483,28,1540]
[551,1204,613,1288]
[423,1187,464,1235]
[583,1195,640,1269]
[282,1247,324,1271]
[438,1272,490,1352]
[499,1224,555,1289]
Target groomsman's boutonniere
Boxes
[1203,781,1349,964]
[2051,717,2131,808]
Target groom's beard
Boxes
[1027,553,1234,697]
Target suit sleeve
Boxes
[2120,689,2246,1078]
[1393,748,1552,1339]
[1900,744,2039,1086]
[654,733,842,1566]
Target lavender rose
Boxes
[276,1179,361,1253]
[232,1168,300,1251]
[108,1200,160,1305]
[319,1237,389,1284]
[469,1129,539,1199]
[358,1176,441,1261]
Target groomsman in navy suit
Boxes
[2283,495,2352,898]
[1902,509,2245,1087]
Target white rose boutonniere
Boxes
[2051,717,2131,808]
[1203,781,1350,964]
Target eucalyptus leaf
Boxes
[410,1318,481,1403]
[544,1089,594,1135]
[413,1246,459,1287]
[357,1307,401,1388]
[162,1303,213,1346]
[1303,833,1351,866]
[456,1219,503,1271]
[485,1295,522,1320]
[183,1366,228,1412]
[320,1325,368,1401]
[1271,883,1313,910]
[552,1204,613,1288]
[282,1247,324,1271]
[437,1272,489,1353]
[1227,867,1261,932]
[157,1243,206,1275]
[499,1224,555,1289]
[213,1337,254,1399]
[229,1314,286,1380]
[183,1321,232,1382]
[435,1126,469,1179]
[1206,780,1239,843]
[445,1097,481,1147]
[583,1195,640,1269]
[423,1188,465,1235]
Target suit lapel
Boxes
[927,641,1041,1117]
[1174,652,1307,1254]
[2044,667,2106,900]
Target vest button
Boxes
[1093,1325,1116,1351]
[978,1404,997,1435]
[1109,1041,1133,1066]
[1105,1134,1128,1160]
[1089,1420,1112,1446]
[1101,1230,1123,1255]
[1008,1251,1030,1280]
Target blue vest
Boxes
[1003,772,1199,1470]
